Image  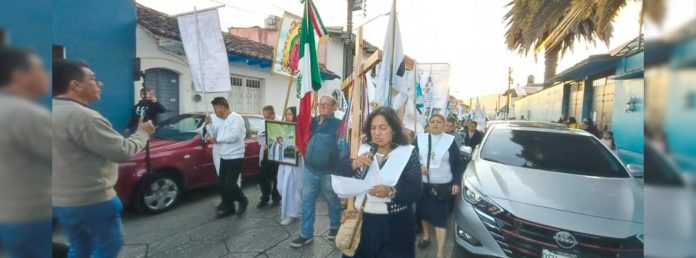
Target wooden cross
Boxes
[342,27,382,159]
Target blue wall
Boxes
[665,40,696,172]
[0,0,52,107]
[53,0,137,131]
[611,53,645,165]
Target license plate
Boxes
[541,249,577,258]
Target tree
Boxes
[504,0,663,85]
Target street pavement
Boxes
[56,181,458,258]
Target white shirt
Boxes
[210,112,246,159]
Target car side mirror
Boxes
[627,164,644,178]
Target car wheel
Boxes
[135,174,181,213]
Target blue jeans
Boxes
[0,219,51,258]
[53,197,124,258]
[300,168,342,238]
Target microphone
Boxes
[358,144,379,179]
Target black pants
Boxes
[258,157,281,203]
[219,158,248,211]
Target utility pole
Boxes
[506,67,513,120]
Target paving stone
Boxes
[265,236,336,258]
[118,244,147,258]
[225,226,290,253]
[148,239,227,258]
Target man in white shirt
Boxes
[204,97,248,219]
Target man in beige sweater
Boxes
[52,60,155,258]
[0,47,52,258]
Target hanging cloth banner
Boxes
[177,9,231,93]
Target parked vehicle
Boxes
[115,112,264,213]
[453,121,643,258]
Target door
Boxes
[592,78,615,132]
[145,68,180,123]
[228,75,262,114]
[568,81,584,120]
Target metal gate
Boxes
[145,68,179,122]
[592,78,615,131]
[229,75,262,114]
[568,81,584,120]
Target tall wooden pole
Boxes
[349,27,364,159]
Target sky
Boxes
[136,0,677,100]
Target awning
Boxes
[546,54,620,84]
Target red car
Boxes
[115,112,264,213]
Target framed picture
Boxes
[265,120,299,166]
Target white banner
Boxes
[416,63,450,116]
[177,9,231,93]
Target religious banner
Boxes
[177,9,231,92]
[416,63,450,116]
[271,12,302,77]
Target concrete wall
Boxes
[514,83,565,123]
[53,0,137,131]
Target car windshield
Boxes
[480,128,629,178]
[153,114,204,141]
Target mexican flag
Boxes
[296,0,327,156]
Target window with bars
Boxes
[246,79,261,89]
[231,76,243,87]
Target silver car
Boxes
[452,121,644,258]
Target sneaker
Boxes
[280,217,295,226]
[290,236,313,248]
[327,228,339,240]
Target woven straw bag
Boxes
[335,196,368,256]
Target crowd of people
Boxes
[2,48,619,258]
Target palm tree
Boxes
[504,0,664,85]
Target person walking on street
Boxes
[204,97,249,219]
[52,60,155,258]
[291,96,342,247]
[124,88,165,136]
[257,105,281,208]
[277,107,304,225]
[338,107,422,258]
[0,47,52,258]
[414,114,464,258]
[463,121,484,149]
[445,116,464,148]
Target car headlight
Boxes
[462,182,504,216]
